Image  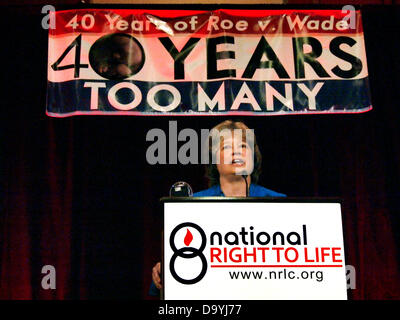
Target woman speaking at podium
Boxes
[150,120,286,294]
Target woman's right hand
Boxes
[152,262,162,289]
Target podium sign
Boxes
[162,198,347,300]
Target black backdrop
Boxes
[1,5,399,299]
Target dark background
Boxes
[1,2,399,299]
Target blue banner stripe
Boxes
[46,78,372,115]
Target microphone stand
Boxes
[242,175,249,197]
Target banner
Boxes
[47,9,372,117]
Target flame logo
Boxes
[170,222,207,284]
[184,228,193,246]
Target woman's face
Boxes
[216,133,254,178]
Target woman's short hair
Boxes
[205,120,262,187]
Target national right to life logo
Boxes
[169,222,208,285]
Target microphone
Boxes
[169,181,193,197]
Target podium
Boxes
[161,197,347,300]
